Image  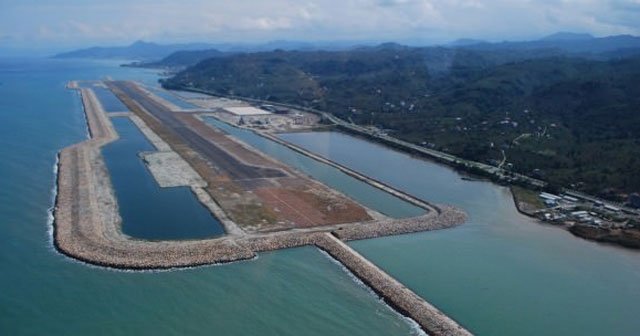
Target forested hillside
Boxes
[164,46,640,199]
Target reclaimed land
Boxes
[107,80,373,232]
[54,81,471,335]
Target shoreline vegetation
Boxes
[53,81,472,335]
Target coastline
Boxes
[53,82,465,269]
[510,186,640,250]
[53,82,467,269]
[52,81,472,335]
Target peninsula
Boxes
[55,80,470,335]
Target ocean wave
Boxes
[46,151,258,273]
[46,153,59,244]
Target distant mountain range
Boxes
[163,34,640,197]
[127,49,229,69]
[54,33,640,65]
[459,33,640,55]
[540,32,595,41]
[122,41,369,69]
[53,40,359,61]
[52,40,217,60]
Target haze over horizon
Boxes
[2,0,640,54]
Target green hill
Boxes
[164,46,640,200]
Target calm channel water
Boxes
[280,131,640,335]
[0,58,419,335]
[93,86,129,113]
[103,117,223,240]
[204,117,424,218]
[146,85,196,109]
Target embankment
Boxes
[54,82,472,334]
[315,232,472,336]
[55,82,468,269]
[253,128,438,213]
[569,225,640,249]
[334,206,465,241]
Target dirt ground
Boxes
[113,84,371,232]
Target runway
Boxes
[108,81,286,181]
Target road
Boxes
[171,85,547,188]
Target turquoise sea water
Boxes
[280,131,640,336]
[0,58,419,335]
[3,56,640,335]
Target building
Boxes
[571,210,589,217]
[544,199,557,207]
[562,195,579,203]
[224,106,272,116]
[540,192,562,204]
[260,104,289,114]
[604,204,621,212]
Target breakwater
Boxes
[315,232,471,336]
[259,130,440,214]
[334,206,465,241]
[54,81,471,334]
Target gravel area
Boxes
[142,151,206,188]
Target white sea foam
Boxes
[46,150,257,273]
[318,249,427,336]
[77,254,260,274]
[46,153,59,244]
[48,89,89,243]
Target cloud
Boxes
[0,0,639,49]
[235,17,294,31]
[376,0,419,6]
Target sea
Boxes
[1,57,639,335]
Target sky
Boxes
[1,0,640,52]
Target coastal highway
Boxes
[322,112,546,187]
[108,81,286,181]
[175,85,546,188]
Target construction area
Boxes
[106,81,372,232]
[54,80,471,335]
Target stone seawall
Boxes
[314,233,472,336]
[240,229,473,335]
[55,87,257,269]
[335,206,466,241]
[241,232,320,252]
[54,81,472,334]
[260,131,440,213]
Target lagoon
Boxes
[93,86,129,113]
[102,117,223,240]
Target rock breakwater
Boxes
[53,81,472,334]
